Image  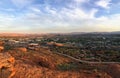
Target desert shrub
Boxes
[57,62,78,71]
[4,44,13,51]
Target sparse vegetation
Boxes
[0,33,119,78]
[57,62,78,71]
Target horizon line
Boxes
[0,31,120,34]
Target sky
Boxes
[0,0,120,33]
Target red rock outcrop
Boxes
[0,46,4,52]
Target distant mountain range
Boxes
[69,31,120,35]
[0,33,45,37]
[0,31,120,37]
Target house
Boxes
[28,43,39,50]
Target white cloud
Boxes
[30,7,41,13]
[45,6,57,14]
[59,7,98,20]
[95,0,111,9]
[0,0,119,33]
[16,5,100,33]
[0,14,16,32]
[91,14,120,32]
[89,9,98,18]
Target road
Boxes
[55,52,120,64]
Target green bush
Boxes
[4,44,13,51]
[57,63,78,71]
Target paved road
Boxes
[55,52,120,64]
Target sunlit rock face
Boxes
[0,41,4,52]
[0,53,15,78]
[0,46,4,52]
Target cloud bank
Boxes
[0,0,120,33]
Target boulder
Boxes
[0,46,4,52]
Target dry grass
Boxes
[5,47,112,78]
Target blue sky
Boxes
[0,0,120,33]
